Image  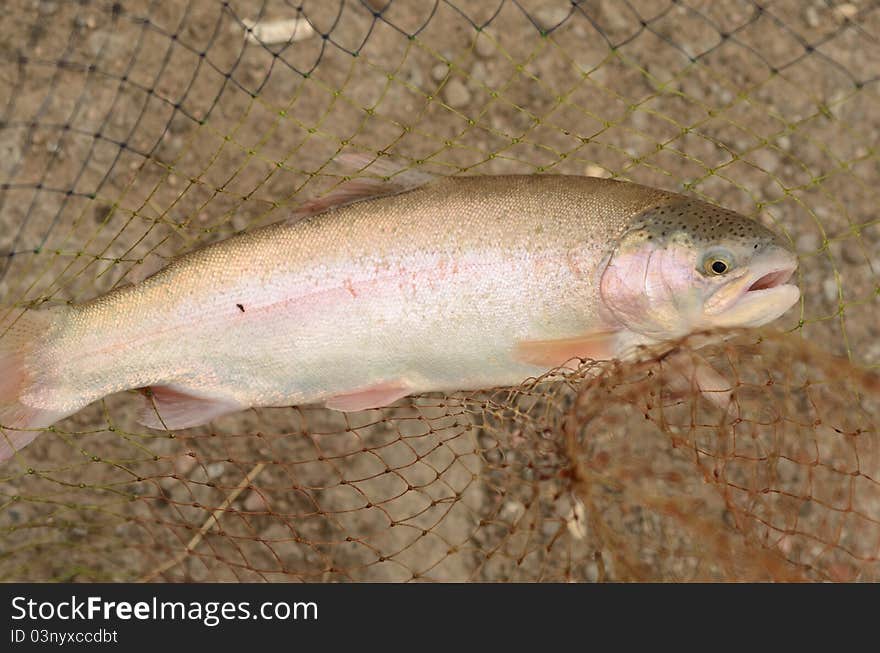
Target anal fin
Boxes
[513,331,619,369]
[138,385,244,430]
[324,381,411,412]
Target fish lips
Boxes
[702,258,800,328]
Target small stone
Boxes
[206,462,225,479]
[443,78,471,108]
[0,138,21,177]
[796,231,820,254]
[805,6,820,28]
[681,76,705,101]
[240,17,315,44]
[244,490,269,512]
[600,0,631,31]
[88,31,129,57]
[645,62,673,92]
[840,240,864,265]
[584,164,609,178]
[405,66,423,89]
[169,117,191,134]
[474,33,495,58]
[630,110,648,130]
[752,148,780,173]
[431,63,449,82]
[469,61,489,85]
[566,498,588,540]
[822,277,839,303]
[865,341,880,365]
[777,135,792,151]
[37,0,58,15]
[836,3,857,19]
[174,453,197,476]
[93,203,114,224]
[535,5,571,30]
[500,501,525,521]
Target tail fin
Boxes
[0,307,69,462]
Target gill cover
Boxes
[599,230,701,340]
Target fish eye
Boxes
[709,259,729,274]
[701,250,734,276]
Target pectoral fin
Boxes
[324,381,411,412]
[662,353,733,410]
[138,385,244,430]
[513,331,619,369]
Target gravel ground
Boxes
[0,0,877,581]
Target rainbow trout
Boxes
[0,160,799,459]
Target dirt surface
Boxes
[0,0,878,581]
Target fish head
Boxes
[598,198,800,341]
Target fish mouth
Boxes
[745,267,796,293]
[703,256,800,327]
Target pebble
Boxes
[836,3,857,19]
[206,462,225,480]
[240,17,314,44]
[405,66,423,89]
[169,117,191,134]
[88,31,129,57]
[443,78,471,108]
[681,76,705,101]
[474,33,496,59]
[75,15,96,30]
[865,341,880,365]
[157,135,183,163]
[777,135,792,151]
[0,139,21,177]
[37,0,58,15]
[645,62,674,93]
[500,501,525,521]
[840,239,864,265]
[469,60,489,85]
[174,453,198,476]
[805,6,820,28]
[535,5,571,30]
[796,231,820,254]
[244,490,270,512]
[431,63,449,82]
[752,148,780,173]
[600,0,631,31]
[822,277,839,303]
[565,498,588,540]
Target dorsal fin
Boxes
[290,154,436,219]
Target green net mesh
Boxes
[0,0,878,581]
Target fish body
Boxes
[0,170,799,458]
